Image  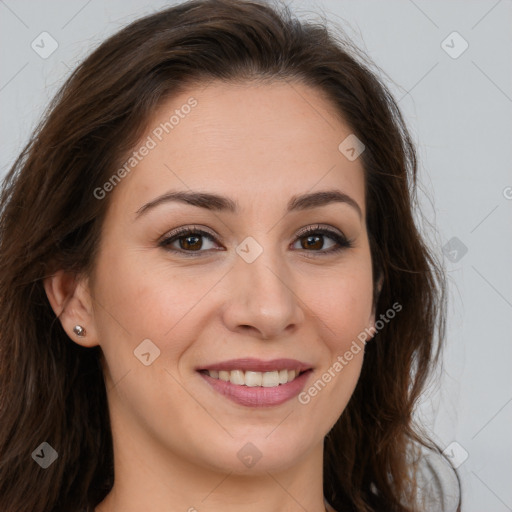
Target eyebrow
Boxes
[135,189,363,220]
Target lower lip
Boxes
[198,370,312,407]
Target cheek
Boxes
[296,315,370,435]
[295,256,373,417]
[304,258,374,347]
[92,247,221,362]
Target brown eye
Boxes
[159,224,353,257]
[293,225,353,255]
[300,234,327,251]
[159,227,220,255]
[179,234,203,251]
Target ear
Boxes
[367,273,384,338]
[43,270,99,347]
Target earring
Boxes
[73,325,86,337]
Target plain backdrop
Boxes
[1,1,511,510]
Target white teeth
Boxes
[219,370,230,382]
[206,369,301,387]
[262,370,279,387]
[229,370,245,386]
[245,371,262,387]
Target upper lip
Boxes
[197,358,313,373]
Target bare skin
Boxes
[45,80,377,512]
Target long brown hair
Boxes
[0,1,459,510]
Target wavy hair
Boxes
[0,1,459,510]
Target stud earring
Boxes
[73,325,86,337]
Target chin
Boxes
[197,432,315,475]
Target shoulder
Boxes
[406,441,461,512]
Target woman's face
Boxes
[87,80,375,474]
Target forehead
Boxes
[109,80,366,217]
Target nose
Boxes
[221,245,304,340]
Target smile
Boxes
[197,358,313,407]
[200,368,301,387]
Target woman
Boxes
[0,0,460,511]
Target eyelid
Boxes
[294,223,345,239]
[160,223,345,242]
[158,224,217,243]
[159,223,353,255]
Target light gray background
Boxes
[1,0,511,510]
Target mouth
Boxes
[198,368,306,387]
[196,358,313,407]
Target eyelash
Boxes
[158,224,353,257]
